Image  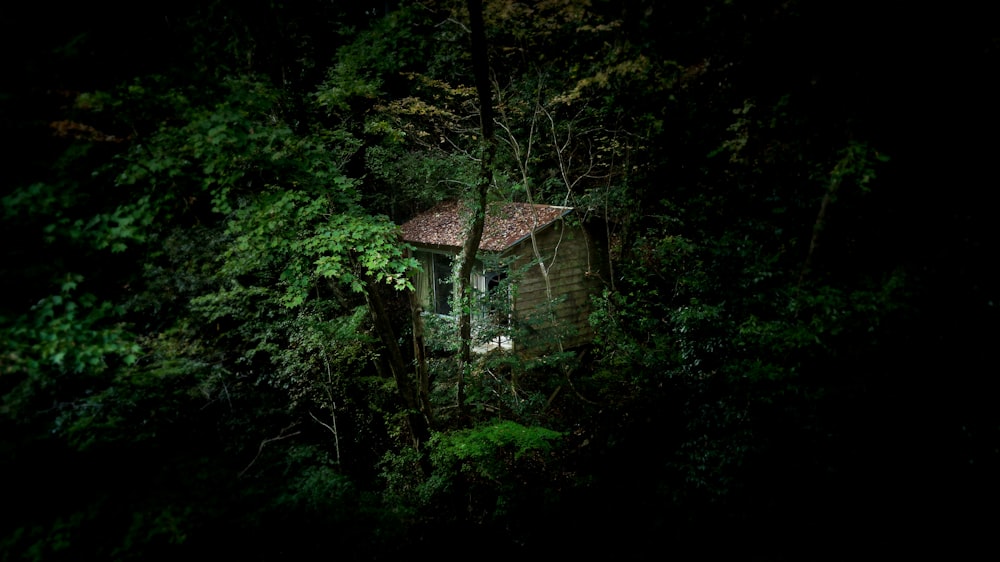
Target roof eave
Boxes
[499,207,573,253]
[400,203,574,253]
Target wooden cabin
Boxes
[400,200,605,353]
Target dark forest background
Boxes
[2,1,998,559]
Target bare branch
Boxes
[239,423,302,478]
[309,410,336,435]
[438,17,470,34]
[309,408,342,464]
[494,75,567,354]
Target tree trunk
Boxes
[408,266,433,425]
[363,272,429,448]
[456,0,496,416]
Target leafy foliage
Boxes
[2,0,997,558]
[381,420,562,530]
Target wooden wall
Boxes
[506,217,604,353]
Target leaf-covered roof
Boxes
[400,200,572,252]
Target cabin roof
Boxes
[400,201,572,253]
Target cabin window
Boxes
[432,252,453,315]
[417,251,505,321]
[483,269,509,322]
[475,267,512,351]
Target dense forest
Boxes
[2,1,998,559]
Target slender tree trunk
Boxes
[363,272,429,448]
[456,0,496,416]
[408,268,433,425]
[798,145,859,290]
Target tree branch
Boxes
[239,423,302,478]
[308,409,341,464]
[456,0,496,418]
